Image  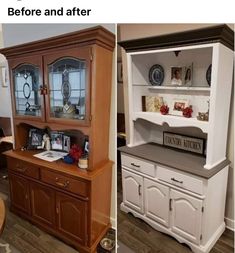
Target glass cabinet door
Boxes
[13,64,42,117]
[48,57,87,121]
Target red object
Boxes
[183,106,193,118]
[69,144,83,162]
[160,105,169,115]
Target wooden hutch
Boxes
[119,25,234,253]
[0,26,115,253]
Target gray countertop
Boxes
[118,143,230,179]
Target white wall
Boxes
[2,24,115,47]
[1,23,116,227]
[0,24,12,117]
[118,23,235,228]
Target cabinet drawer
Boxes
[157,166,203,195]
[121,154,155,177]
[8,158,40,179]
[41,169,88,198]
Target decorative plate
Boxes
[206,64,212,86]
[149,64,164,86]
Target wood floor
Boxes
[0,168,79,253]
[117,167,234,253]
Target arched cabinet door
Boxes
[56,192,87,245]
[30,182,56,227]
[43,47,91,126]
[9,174,30,214]
[170,189,203,245]
[122,169,144,213]
[144,178,170,227]
[9,55,44,122]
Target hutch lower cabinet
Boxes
[119,25,234,253]
[120,145,229,253]
[1,26,115,253]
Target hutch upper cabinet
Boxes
[1,26,115,253]
[119,25,233,253]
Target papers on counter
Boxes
[33,150,68,162]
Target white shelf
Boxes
[133,112,209,133]
[148,86,210,92]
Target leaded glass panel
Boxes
[48,58,86,120]
[13,64,41,116]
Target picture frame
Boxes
[63,135,71,152]
[163,132,205,155]
[170,98,189,116]
[117,61,123,83]
[184,63,193,86]
[142,96,164,112]
[171,67,183,86]
[51,131,71,152]
[51,132,64,151]
[27,129,44,150]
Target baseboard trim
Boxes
[225,217,235,231]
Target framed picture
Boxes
[63,135,71,152]
[27,129,44,150]
[117,61,123,83]
[184,64,193,86]
[170,98,189,116]
[171,67,183,86]
[51,132,63,151]
[142,96,164,112]
[163,132,205,155]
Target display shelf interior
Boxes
[131,46,212,88]
[133,111,209,133]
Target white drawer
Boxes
[121,154,155,177]
[157,166,203,195]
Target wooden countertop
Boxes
[119,143,230,179]
[0,198,5,235]
[3,150,113,181]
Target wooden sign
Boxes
[163,132,205,155]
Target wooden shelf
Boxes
[148,86,210,92]
[133,112,209,133]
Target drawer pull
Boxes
[16,165,26,173]
[171,177,183,184]
[169,198,172,211]
[55,177,70,188]
[138,185,142,196]
[131,163,140,168]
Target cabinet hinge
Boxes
[200,234,202,241]
[201,206,204,212]
[89,115,92,121]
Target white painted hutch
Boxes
[118,25,234,253]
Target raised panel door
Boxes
[9,174,30,214]
[144,178,170,227]
[56,192,87,245]
[30,182,56,227]
[170,189,203,244]
[122,169,144,213]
